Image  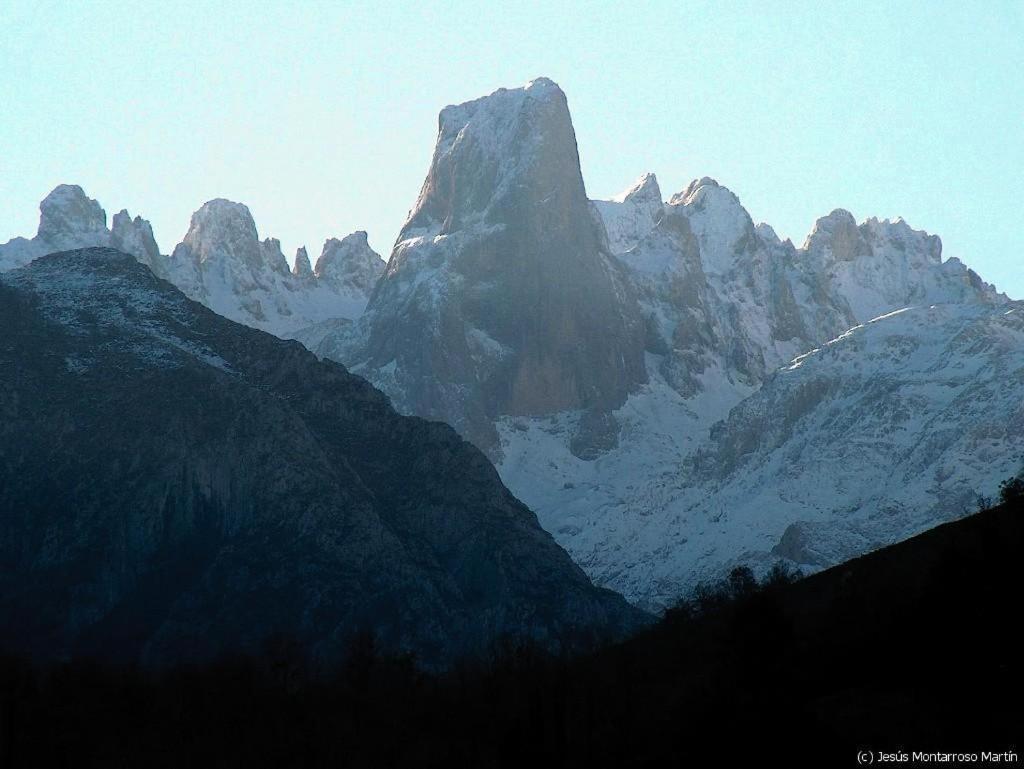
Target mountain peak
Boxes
[525,75,560,92]
[803,209,871,261]
[37,184,109,251]
[592,173,666,254]
[613,172,662,205]
[292,246,313,279]
[110,208,162,272]
[417,77,577,238]
[313,232,383,292]
[862,216,942,264]
[437,77,566,137]
[669,177,755,274]
[755,222,781,245]
[178,198,260,267]
[669,177,731,206]
[348,78,647,452]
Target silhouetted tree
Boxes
[999,471,1024,504]
[727,565,758,600]
[762,560,804,589]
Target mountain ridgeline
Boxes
[0,248,645,668]
[301,79,1018,609]
[1,78,1019,611]
[0,187,385,335]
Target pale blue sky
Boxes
[1,0,1021,297]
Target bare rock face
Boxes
[0,248,646,668]
[313,231,383,294]
[37,184,110,251]
[0,185,112,270]
[174,198,261,268]
[111,209,164,277]
[292,246,314,280]
[342,78,647,452]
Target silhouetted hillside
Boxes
[2,495,1020,768]
[0,249,644,670]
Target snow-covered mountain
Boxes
[500,301,1023,608]
[501,170,1012,609]
[0,185,384,336]
[302,78,1017,610]
[167,199,383,333]
[3,80,1017,613]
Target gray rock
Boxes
[339,78,647,454]
[37,184,110,251]
[111,209,164,277]
[292,246,314,281]
[313,231,383,294]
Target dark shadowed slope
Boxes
[0,248,646,669]
[2,489,1019,767]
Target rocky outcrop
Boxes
[0,247,646,668]
[0,186,385,336]
[0,185,111,270]
[313,231,384,294]
[167,203,384,333]
[292,246,314,280]
[37,184,110,251]
[338,78,647,452]
[111,209,164,277]
[799,209,1002,321]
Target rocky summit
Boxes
[326,78,647,453]
[0,248,645,667]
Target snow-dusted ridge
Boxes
[1,78,1017,612]
[0,185,385,337]
[325,78,1014,609]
